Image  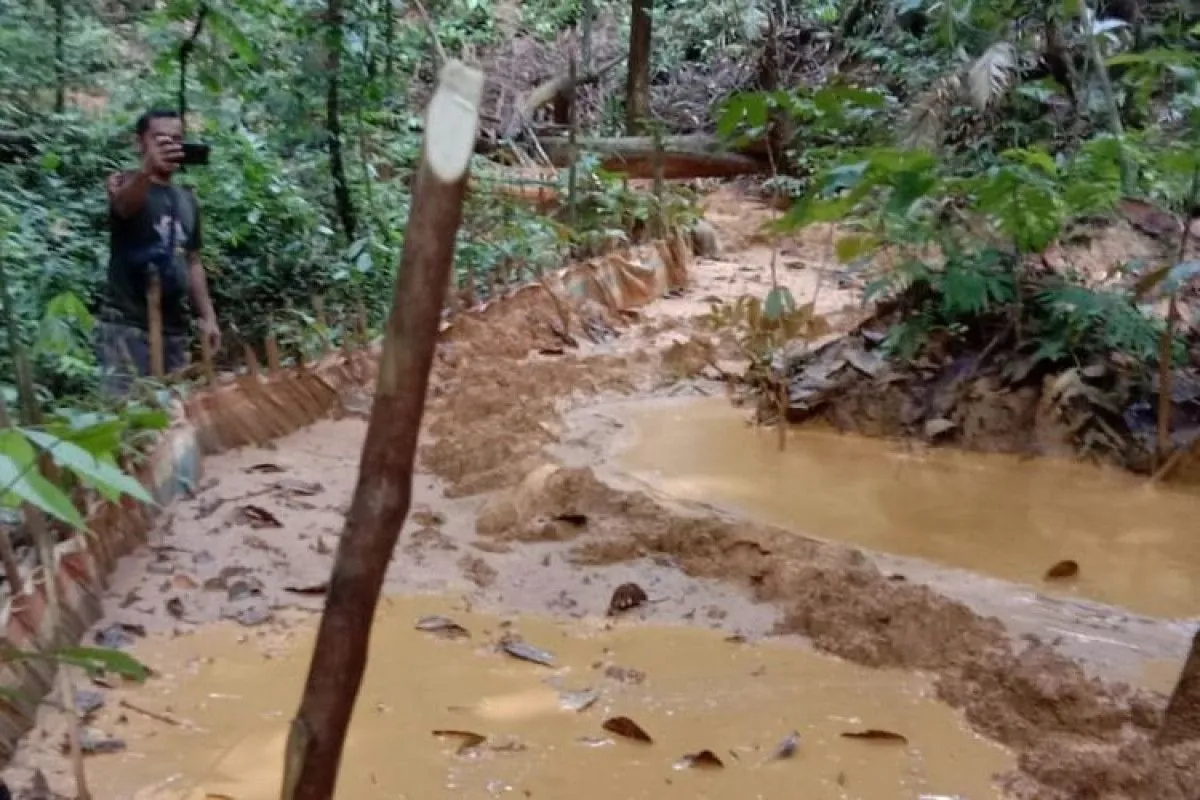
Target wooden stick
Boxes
[146,272,164,378]
[281,59,482,800]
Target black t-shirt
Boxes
[104,179,202,335]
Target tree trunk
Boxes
[326,0,358,240]
[382,0,395,93]
[580,0,594,71]
[1159,629,1200,747]
[626,0,652,134]
[53,0,66,112]
[280,60,484,800]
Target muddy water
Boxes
[616,396,1200,620]
[83,595,1008,799]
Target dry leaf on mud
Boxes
[1044,559,1079,580]
[165,597,186,619]
[273,478,323,497]
[607,582,649,616]
[840,729,908,744]
[602,716,653,743]
[415,615,470,639]
[673,749,724,770]
[284,582,329,596]
[432,729,486,754]
[236,504,282,528]
[501,637,555,666]
[768,730,801,760]
[558,688,599,712]
[245,463,285,473]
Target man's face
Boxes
[138,116,183,169]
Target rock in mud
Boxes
[690,219,720,257]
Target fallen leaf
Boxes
[558,689,599,713]
[172,573,199,590]
[432,729,486,754]
[236,504,282,528]
[607,582,649,616]
[673,749,724,770]
[769,730,801,760]
[93,622,146,649]
[501,637,555,666]
[1044,559,1079,580]
[415,615,470,639]
[923,417,956,439]
[284,582,329,596]
[602,716,653,743]
[74,689,105,716]
[165,597,186,619]
[840,729,908,744]
[273,479,323,497]
[245,463,285,473]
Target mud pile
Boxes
[412,279,1200,798]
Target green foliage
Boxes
[0,407,166,529]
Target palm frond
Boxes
[966,41,1017,111]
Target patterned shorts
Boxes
[95,321,189,398]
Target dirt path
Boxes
[5,188,1199,799]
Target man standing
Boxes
[97,108,220,397]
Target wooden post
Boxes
[1158,629,1200,747]
[147,273,164,378]
[281,59,483,800]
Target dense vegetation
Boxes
[0,0,1197,418]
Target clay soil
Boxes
[5,188,1199,799]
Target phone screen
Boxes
[180,143,211,166]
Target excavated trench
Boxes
[4,190,1198,799]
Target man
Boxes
[96,108,220,397]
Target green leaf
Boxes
[206,8,258,65]
[0,430,84,529]
[835,233,879,264]
[46,646,151,682]
[763,286,796,321]
[21,429,153,505]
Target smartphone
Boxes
[180,142,211,166]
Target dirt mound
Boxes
[467,458,1181,796]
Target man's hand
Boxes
[198,315,222,356]
[143,133,183,176]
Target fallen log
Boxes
[502,51,627,140]
[538,134,768,179]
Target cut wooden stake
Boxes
[1158,628,1200,747]
[281,59,483,800]
[147,273,164,378]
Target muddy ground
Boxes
[5,189,1200,799]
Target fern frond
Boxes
[966,41,1018,111]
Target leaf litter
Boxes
[1044,559,1080,580]
[673,749,725,770]
[500,636,555,666]
[840,729,909,744]
[602,716,653,743]
[415,615,470,639]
